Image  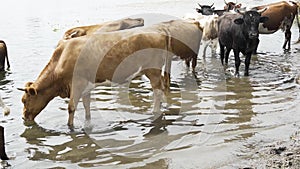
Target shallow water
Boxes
[0,0,300,168]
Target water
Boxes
[0,0,300,168]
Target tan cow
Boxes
[61,18,144,39]
[19,19,202,127]
[57,18,144,46]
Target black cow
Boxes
[218,9,268,76]
[196,3,215,15]
[0,40,10,71]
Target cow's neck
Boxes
[34,46,69,98]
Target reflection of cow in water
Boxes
[0,40,10,71]
[0,40,10,160]
[0,94,9,160]
[0,126,8,160]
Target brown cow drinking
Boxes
[19,19,203,128]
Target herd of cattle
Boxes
[0,1,298,131]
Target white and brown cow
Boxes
[184,14,219,57]
[252,1,300,50]
[19,19,202,127]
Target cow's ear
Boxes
[196,8,202,13]
[260,16,269,23]
[234,18,244,25]
[212,7,215,10]
[26,87,38,96]
[25,82,34,87]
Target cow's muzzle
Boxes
[249,32,258,39]
[23,111,35,121]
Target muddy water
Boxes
[0,0,300,168]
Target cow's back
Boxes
[255,1,298,32]
[218,14,237,47]
[158,20,202,58]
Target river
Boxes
[0,0,300,168]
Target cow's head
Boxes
[18,82,51,121]
[224,0,242,11]
[234,8,268,39]
[196,3,215,15]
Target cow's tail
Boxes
[163,29,172,95]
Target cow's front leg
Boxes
[233,50,241,77]
[244,53,252,76]
[68,94,80,128]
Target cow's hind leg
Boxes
[233,50,241,77]
[191,55,197,72]
[283,29,291,50]
[185,57,191,68]
[144,69,164,115]
[220,44,225,65]
[82,92,91,121]
[225,47,231,65]
[68,79,89,127]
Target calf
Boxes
[218,9,268,76]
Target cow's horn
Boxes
[17,88,26,92]
[210,3,214,8]
[198,3,203,8]
[257,7,267,14]
[224,0,228,5]
[236,8,245,14]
